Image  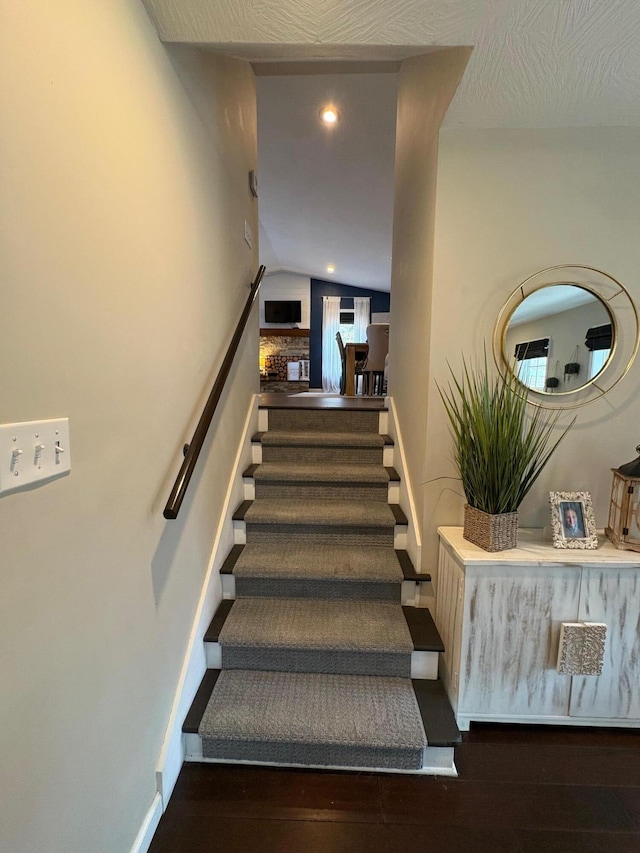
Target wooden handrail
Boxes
[164,265,266,520]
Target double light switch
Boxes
[0,418,71,496]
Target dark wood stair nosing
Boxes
[232,499,253,521]
[385,467,400,481]
[412,679,462,747]
[204,600,235,643]
[243,463,259,478]
[390,504,408,525]
[182,669,221,733]
[402,606,445,652]
[220,544,244,575]
[395,550,431,583]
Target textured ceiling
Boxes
[142,0,640,289]
[143,0,640,128]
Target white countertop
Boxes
[438,526,640,568]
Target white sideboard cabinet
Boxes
[436,527,640,730]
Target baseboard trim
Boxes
[385,396,422,570]
[130,792,162,853]
[154,395,259,811]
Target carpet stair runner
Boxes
[183,403,460,773]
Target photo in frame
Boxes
[549,491,598,549]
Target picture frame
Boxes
[549,491,598,549]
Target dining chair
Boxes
[364,323,389,395]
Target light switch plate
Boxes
[0,418,71,496]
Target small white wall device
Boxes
[0,418,71,496]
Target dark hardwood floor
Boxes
[149,723,640,852]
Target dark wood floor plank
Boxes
[455,742,640,787]
[617,788,640,830]
[463,723,640,748]
[152,718,640,850]
[149,816,524,853]
[515,829,640,853]
[165,763,383,824]
[379,777,635,832]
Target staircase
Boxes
[182,400,460,774]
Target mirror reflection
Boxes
[504,284,614,393]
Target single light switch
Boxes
[0,418,71,495]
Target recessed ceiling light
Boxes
[320,106,339,126]
[326,265,335,274]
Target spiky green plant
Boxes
[437,354,574,514]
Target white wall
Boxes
[426,127,640,573]
[388,49,471,569]
[259,271,311,327]
[0,4,257,852]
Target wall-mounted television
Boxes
[264,300,302,324]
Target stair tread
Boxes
[254,430,391,448]
[198,669,427,758]
[231,542,404,582]
[216,598,414,654]
[248,462,391,484]
[186,670,460,752]
[240,499,400,528]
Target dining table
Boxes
[344,342,368,396]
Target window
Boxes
[514,337,550,391]
[339,310,355,344]
[585,324,612,379]
[518,356,547,391]
[589,348,610,379]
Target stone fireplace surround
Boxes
[260,329,310,388]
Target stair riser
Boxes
[201,740,423,770]
[265,409,382,434]
[222,575,425,607]
[233,520,407,549]
[206,642,438,679]
[260,445,384,464]
[253,444,394,466]
[244,523,395,547]
[231,576,401,602]
[244,480,399,503]
[183,733,456,775]
[225,647,410,677]
[253,482,390,502]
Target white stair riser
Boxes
[243,477,399,502]
[183,733,456,776]
[232,519,408,549]
[251,443,394,466]
[259,410,389,435]
[204,642,438,679]
[223,576,428,605]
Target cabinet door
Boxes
[570,567,640,720]
[459,566,581,718]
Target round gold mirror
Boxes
[493,265,639,409]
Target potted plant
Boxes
[438,354,574,551]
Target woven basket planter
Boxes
[463,504,519,552]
